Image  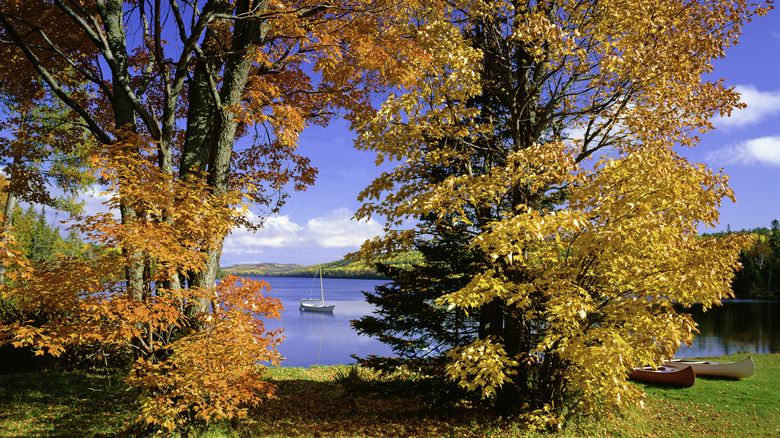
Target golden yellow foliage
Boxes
[353,0,769,424]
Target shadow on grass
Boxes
[0,372,135,438]
[247,378,506,438]
[694,375,741,381]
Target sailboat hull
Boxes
[299,300,335,313]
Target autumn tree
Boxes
[353,0,767,426]
[0,89,96,374]
[0,0,403,294]
[0,0,415,432]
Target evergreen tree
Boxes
[727,220,780,299]
[352,220,483,369]
[769,220,780,297]
[2,202,91,265]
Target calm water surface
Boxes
[675,299,780,358]
[253,277,393,367]
[254,277,779,366]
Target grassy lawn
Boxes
[0,371,134,438]
[615,353,780,438]
[0,354,777,437]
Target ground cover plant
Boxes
[1,353,777,437]
[0,371,135,437]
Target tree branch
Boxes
[0,11,113,145]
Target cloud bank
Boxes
[222,207,383,256]
[707,136,780,167]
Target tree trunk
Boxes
[101,0,145,299]
[0,183,18,285]
[181,0,270,302]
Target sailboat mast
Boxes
[319,264,325,303]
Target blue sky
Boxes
[692,12,780,233]
[70,10,779,268]
[219,119,389,266]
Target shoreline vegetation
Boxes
[1,353,777,437]
[219,252,423,280]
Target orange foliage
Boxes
[0,142,284,432]
[128,276,283,433]
[2,241,283,432]
[71,140,243,273]
[0,0,423,432]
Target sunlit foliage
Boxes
[128,276,283,434]
[1,146,283,432]
[353,0,768,427]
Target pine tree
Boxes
[353,219,483,369]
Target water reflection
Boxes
[676,300,780,358]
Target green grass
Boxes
[611,353,780,438]
[0,371,135,438]
[1,354,778,437]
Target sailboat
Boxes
[299,264,335,313]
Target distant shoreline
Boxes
[220,271,389,280]
[220,253,422,280]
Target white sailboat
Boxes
[299,264,335,313]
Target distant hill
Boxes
[220,263,306,276]
[220,252,422,279]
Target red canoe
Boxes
[628,364,695,387]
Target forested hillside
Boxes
[705,220,780,299]
[221,221,780,293]
[221,252,423,279]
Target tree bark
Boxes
[99,0,146,298]
[180,0,271,303]
[0,176,18,285]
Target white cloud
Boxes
[222,208,383,256]
[707,136,780,166]
[715,85,780,129]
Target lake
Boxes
[675,299,780,358]
[252,276,394,367]
[254,277,780,366]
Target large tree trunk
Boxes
[180,0,270,305]
[100,0,145,298]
